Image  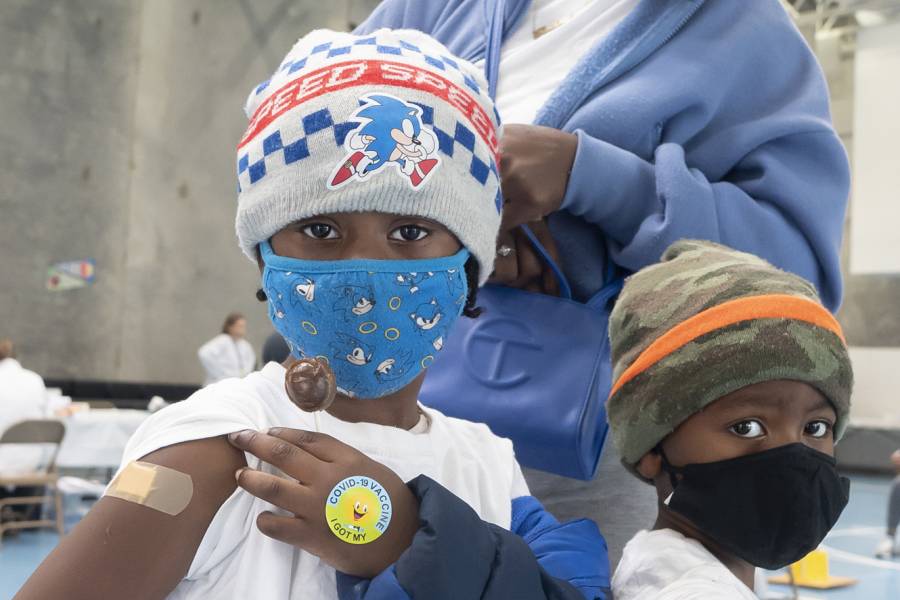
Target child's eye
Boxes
[729,419,765,438]
[390,225,429,242]
[804,420,832,439]
[302,223,338,239]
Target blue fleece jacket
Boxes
[357,0,850,310]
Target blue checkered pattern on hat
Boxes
[237,103,498,197]
[259,35,491,105]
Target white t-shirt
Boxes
[612,529,759,600]
[117,362,528,600]
[197,333,256,386]
[0,358,49,474]
[478,0,640,124]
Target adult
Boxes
[197,313,256,385]
[0,339,47,438]
[357,0,850,564]
[0,339,49,518]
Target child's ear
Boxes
[636,450,663,480]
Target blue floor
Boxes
[1,475,898,599]
[0,494,91,598]
[0,529,59,596]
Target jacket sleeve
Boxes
[337,476,609,600]
[510,494,610,599]
[561,126,849,312]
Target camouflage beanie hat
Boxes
[607,240,853,469]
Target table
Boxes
[55,409,150,470]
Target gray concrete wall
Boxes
[0,0,378,385]
[2,3,897,386]
[0,1,142,382]
[814,30,900,347]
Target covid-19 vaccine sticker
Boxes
[325,476,393,544]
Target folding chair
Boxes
[0,419,66,546]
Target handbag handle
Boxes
[483,0,576,298]
[520,224,574,300]
[523,224,624,309]
[483,0,622,307]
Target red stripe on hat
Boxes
[238,59,499,165]
[608,294,846,399]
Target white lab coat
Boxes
[0,358,49,474]
[197,334,256,386]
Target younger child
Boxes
[17,28,608,600]
[606,240,852,599]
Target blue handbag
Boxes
[420,225,623,479]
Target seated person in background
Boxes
[15,29,609,600]
[606,240,853,599]
[197,313,257,386]
[876,449,900,558]
[0,338,49,519]
[0,339,47,437]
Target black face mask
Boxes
[660,443,850,570]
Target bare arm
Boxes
[15,436,245,600]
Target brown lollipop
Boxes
[284,357,337,412]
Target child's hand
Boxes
[227,428,419,578]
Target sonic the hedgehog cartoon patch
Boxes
[329,93,440,190]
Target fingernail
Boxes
[229,429,252,444]
[235,467,247,482]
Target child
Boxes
[16,29,609,600]
[605,240,853,599]
[875,449,900,558]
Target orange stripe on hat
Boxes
[609,294,846,399]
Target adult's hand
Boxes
[228,428,419,578]
[490,220,562,296]
[499,124,578,231]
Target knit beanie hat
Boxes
[235,28,502,283]
[607,240,853,468]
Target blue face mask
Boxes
[260,241,470,399]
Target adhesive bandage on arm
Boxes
[105,461,194,516]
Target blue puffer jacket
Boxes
[338,476,610,599]
[356,0,850,310]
